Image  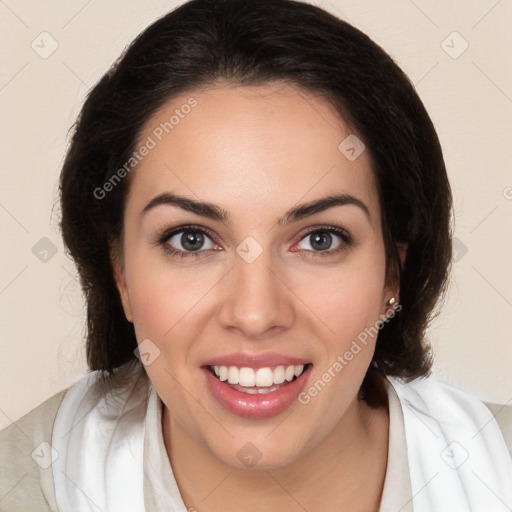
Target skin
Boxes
[113,81,404,511]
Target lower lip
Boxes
[202,365,312,419]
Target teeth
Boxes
[218,366,228,382]
[285,365,295,382]
[239,367,255,387]
[255,368,273,387]
[212,364,306,387]
[230,383,282,394]
[273,366,286,384]
[228,366,239,384]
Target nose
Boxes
[218,247,295,339]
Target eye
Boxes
[294,226,352,257]
[155,224,353,260]
[157,225,218,259]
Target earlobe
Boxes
[110,245,133,323]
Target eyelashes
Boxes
[154,223,354,260]
[155,224,218,259]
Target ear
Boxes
[110,242,133,323]
[383,242,408,310]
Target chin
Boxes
[206,432,313,471]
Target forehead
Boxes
[127,82,379,223]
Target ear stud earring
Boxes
[386,297,396,306]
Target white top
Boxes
[48,364,512,511]
[1,361,511,511]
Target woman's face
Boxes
[113,82,396,469]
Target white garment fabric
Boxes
[51,369,512,511]
[387,376,512,511]
[52,368,149,512]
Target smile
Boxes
[202,362,313,419]
[210,364,307,391]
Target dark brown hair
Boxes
[59,0,453,405]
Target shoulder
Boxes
[0,362,148,510]
[388,375,512,458]
[0,387,68,511]
[483,401,512,457]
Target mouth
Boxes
[201,362,313,419]
[207,363,312,393]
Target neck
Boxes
[162,394,389,512]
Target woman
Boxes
[1,0,511,510]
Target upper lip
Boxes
[202,351,311,369]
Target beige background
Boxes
[0,0,511,429]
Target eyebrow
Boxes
[141,192,371,225]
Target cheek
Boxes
[127,271,196,342]
[336,274,384,340]
[302,251,386,345]
[122,232,191,328]
[299,261,386,403]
